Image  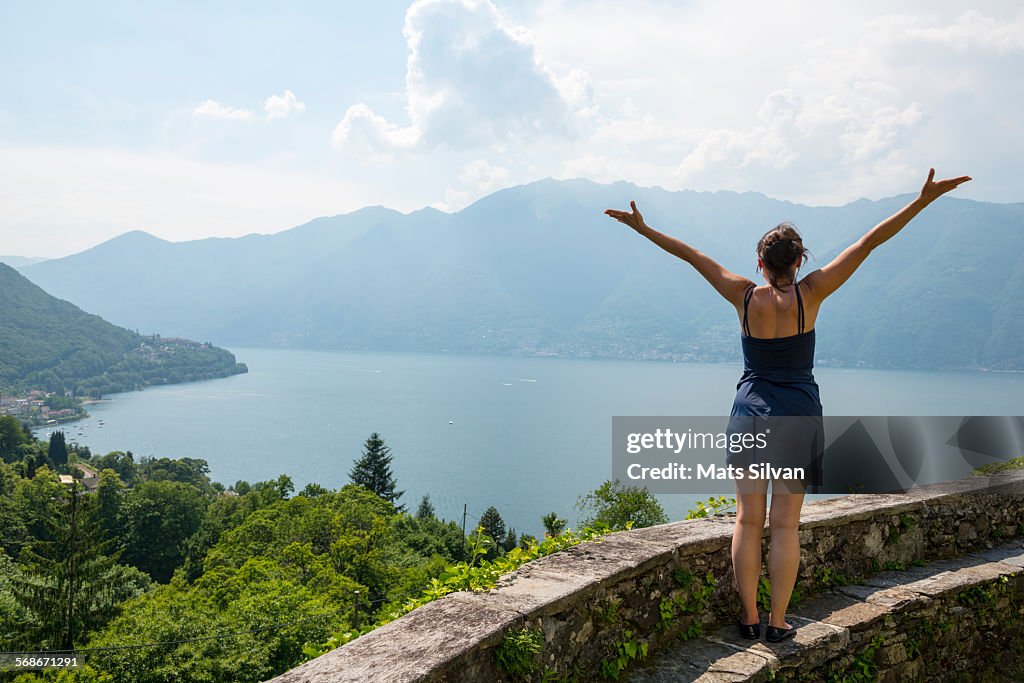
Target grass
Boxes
[972,456,1024,475]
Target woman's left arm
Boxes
[605,200,754,306]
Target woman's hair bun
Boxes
[764,238,800,269]
[756,222,808,287]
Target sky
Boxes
[1,0,1021,257]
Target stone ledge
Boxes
[266,596,523,683]
[265,470,1024,683]
[630,541,1024,682]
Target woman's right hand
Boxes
[918,168,972,205]
[604,200,647,232]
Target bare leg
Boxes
[732,479,768,625]
[767,481,805,628]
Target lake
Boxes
[41,348,1024,538]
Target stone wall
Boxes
[267,471,1024,683]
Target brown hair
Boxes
[756,222,807,288]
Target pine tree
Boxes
[478,506,506,559]
[349,433,405,511]
[95,469,126,541]
[48,430,68,468]
[502,527,518,552]
[11,480,123,649]
[416,494,435,519]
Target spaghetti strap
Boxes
[742,284,755,337]
[795,280,805,334]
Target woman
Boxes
[604,168,971,643]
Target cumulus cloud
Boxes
[432,158,513,211]
[434,187,472,212]
[458,159,511,192]
[673,90,923,185]
[332,0,585,154]
[193,99,254,121]
[331,103,421,159]
[264,90,306,120]
[526,1,1024,204]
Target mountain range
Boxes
[16,178,1024,371]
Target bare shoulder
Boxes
[798,269,825,301]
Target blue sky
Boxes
[2,1,1021,256]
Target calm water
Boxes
[41,348,1024,537]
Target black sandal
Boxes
[737,620,760,640]
[765,625,796,642]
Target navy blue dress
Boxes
[728,282,824,487]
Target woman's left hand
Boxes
[918,168,972,205]
[604,200,647,231]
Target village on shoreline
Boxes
[0,389,87,427]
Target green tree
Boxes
[95,469,126,541]
[478,506,506,560]
[120,481,208,582]
[10,479,146,649]
[0,461,27,555]
[349,433,404,511]
[541,512,567,537]
[47,430,69,468]
[502,527,519,553]
[575,480,668,530]
[0,550,30,649]
[390,514,464,563]
[0,415,28,463]
[138,456,211,490]
[299,482,330,497]
[415,494,435,519]
[251,474,294,502]
[10,466,64,551]
[91,450,138,486]
[519,533,538,549]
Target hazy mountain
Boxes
[19,179,1024,370]
[0,255,47,268]
[0,263,246,396]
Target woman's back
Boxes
[735,279,821,416]
[738,280,820,340]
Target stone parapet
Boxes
[266,471,1024,682]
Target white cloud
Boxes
[264,90,307,120]
[526,1,1021,204]
[906,10,1024,53]
[433,187,472,212]
[331,103,420,159]
[193,99,254,121]
[458,159,510,192]
[671,90,923,187]
[332,0,584,154]
[433,158,513,211]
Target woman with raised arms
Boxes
[604,168,971,642]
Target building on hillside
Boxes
[72,462,101,493]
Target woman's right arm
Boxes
[605,200,754,306]
[803,169,971,300]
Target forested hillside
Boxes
[0,426,655,682]
[0,264,246,397]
